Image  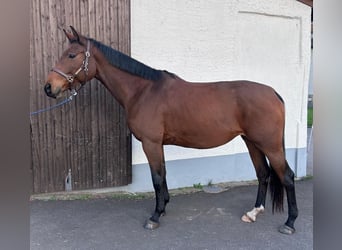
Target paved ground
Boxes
[31,178,312,250]
[31,127,313,250]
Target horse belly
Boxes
[163,81,243,148]
[163,116,241,149]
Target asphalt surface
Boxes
[30,178,312,250]
[31,127,313,250]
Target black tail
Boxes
[269,166,284,213]
[269,91,286,213]
[269,132,286,213]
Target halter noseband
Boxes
[51,39,91,88]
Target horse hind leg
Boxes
[279,161,298,234]
[266,151,298,234]
[241,136,270,223]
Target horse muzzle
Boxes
[44,83,57,98]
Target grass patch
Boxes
[307,107,313,127]
[75,194,92,200]
[301,175,313,181]
[109,192,152,200]
[193,183,203,189]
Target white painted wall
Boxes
[126,0,311,191]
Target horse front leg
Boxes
[241,136,270,223]
[142,140,169,230]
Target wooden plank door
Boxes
[30,0,132,193]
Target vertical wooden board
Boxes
[63,0,78,190]
[103,6,115,187]
[33,0,45,193]
[39,0,51,192]
[48,0,61,191]
[80,0,90,189]
[118,0,132,185]
[31,0,37,192]
[110,0,121,186]
[88,0,99,188]
[97,0,107,188]
[30,0,37,193]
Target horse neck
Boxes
[93,50,149,109]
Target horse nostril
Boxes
[44,83,54,97]
[44,83,58,98]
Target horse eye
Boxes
[68,53,76,59]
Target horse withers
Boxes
[44,26,298,234]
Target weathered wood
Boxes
[30,0,132,193]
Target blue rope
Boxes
[30,91,77,116]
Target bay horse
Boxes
[44,26,298,234]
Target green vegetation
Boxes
[109,192,151,200]
[307,107,313,127]
[193,183,203,189]
[301,175,313,181]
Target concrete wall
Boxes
[122,0,312,192]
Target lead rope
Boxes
[30,85,79,116]
[29,90,78,116]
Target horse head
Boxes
[44,26,96,98]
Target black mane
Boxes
[89,38,163,81]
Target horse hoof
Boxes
[278,224,295,235]
[144,219,160,230]
[241,214,254,223]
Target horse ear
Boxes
[63,26,80,43]
[69,26,80,42]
